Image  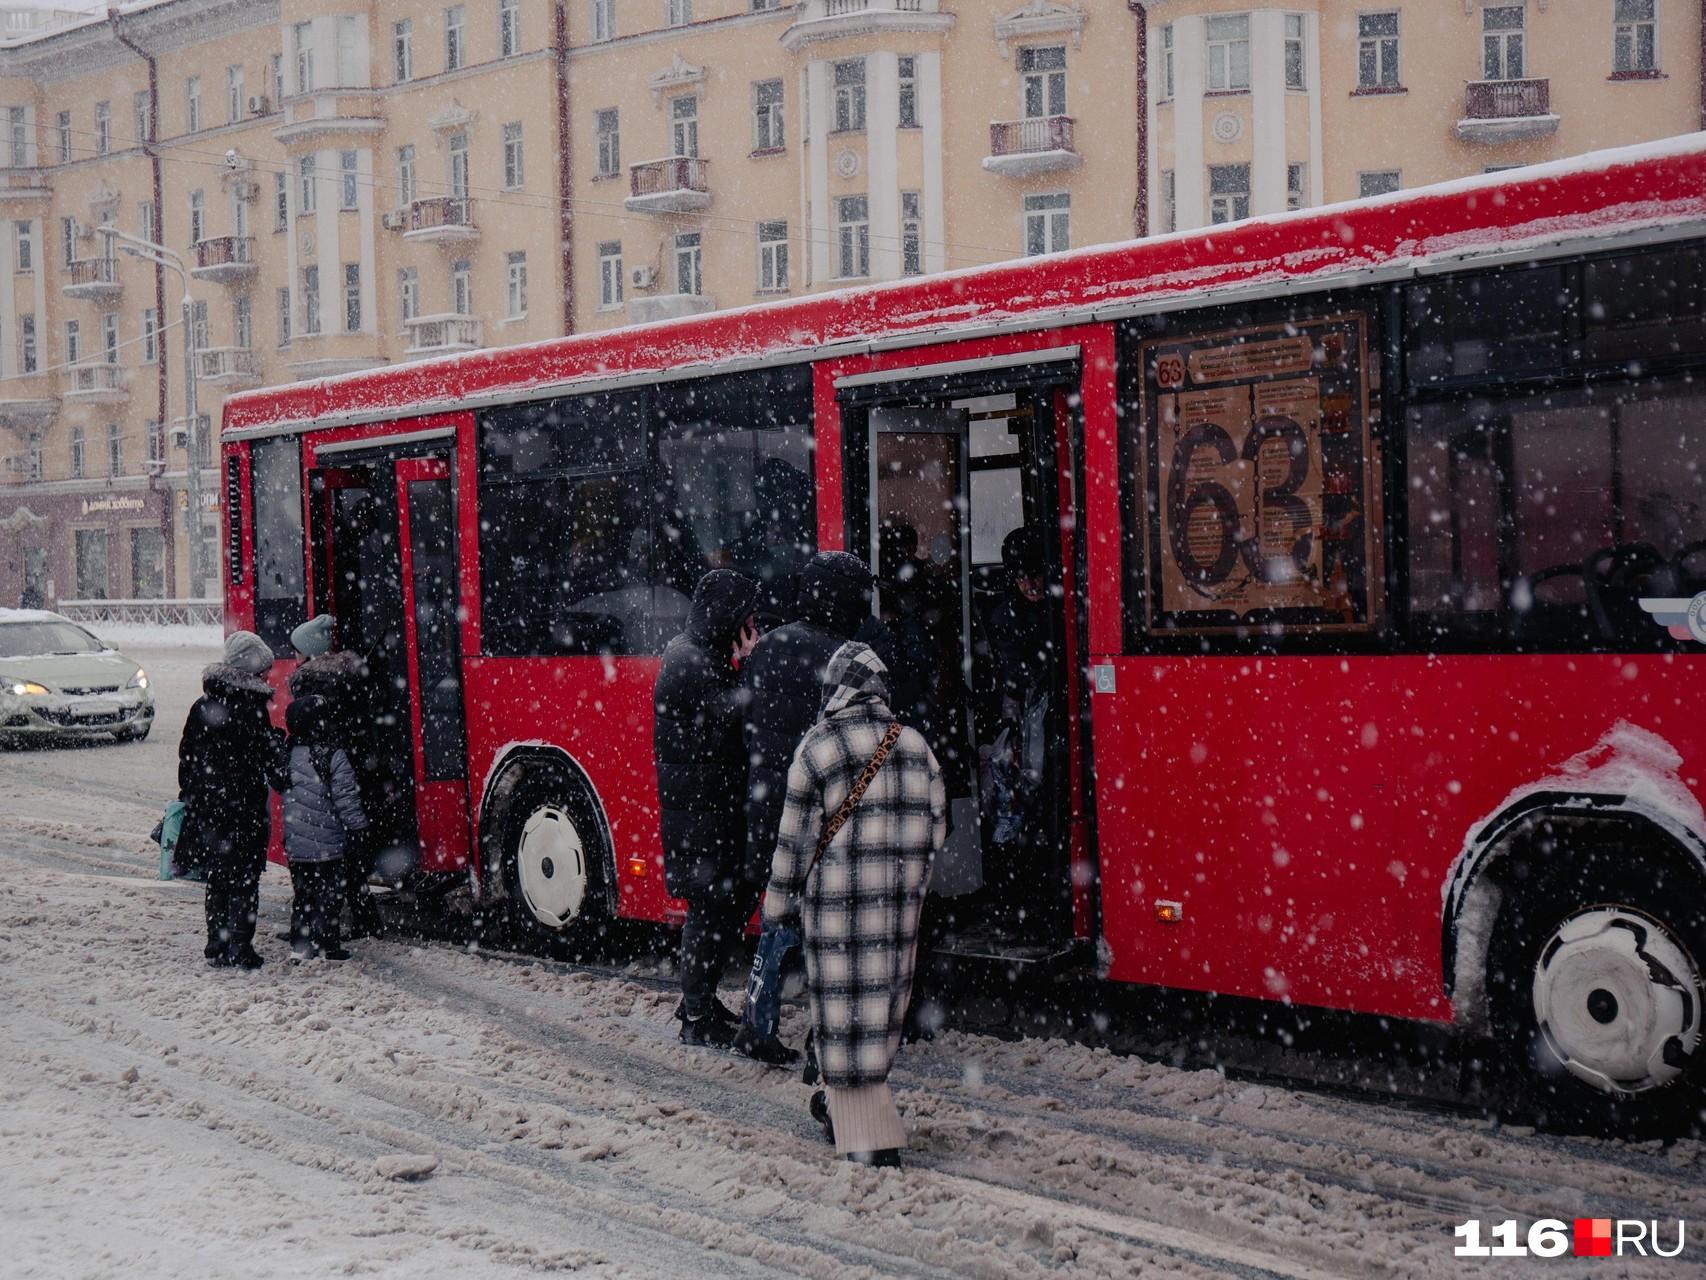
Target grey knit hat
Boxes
[222,629,275,676]
[290,613,335,659]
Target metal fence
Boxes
[56,598,223,626]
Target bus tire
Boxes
[481,757,612,959]
[1484,845,1706,1137]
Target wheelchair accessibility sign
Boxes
[1639,592,1706,644]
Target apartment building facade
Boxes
[0,0,1697,606]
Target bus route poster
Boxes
[1140,315,1378,633]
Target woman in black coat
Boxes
[178,630,289,969]
[653,568,758,1046]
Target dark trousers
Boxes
[679,880,762,1020]
[204,844,264,963]
[290,859,345,956]
[343,829,384,934]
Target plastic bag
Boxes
[155,799,186,881]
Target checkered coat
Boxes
[763,642,947,1089]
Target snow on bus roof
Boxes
[223,133,1706,434]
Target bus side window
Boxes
[250,436,307,655]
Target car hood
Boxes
[0,650,142,692]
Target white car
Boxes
[0,609,156,745]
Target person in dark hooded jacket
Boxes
[282,693,368,960]
[654,568,760,1047]
[177,630,289,969]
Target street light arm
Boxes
[99,224,187,274]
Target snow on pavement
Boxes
[2,644,1704,1279]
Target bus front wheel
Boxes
[1485,849,1706,1137]
[482,758,611,958]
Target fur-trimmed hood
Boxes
[202,662,274,700]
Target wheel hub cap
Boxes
[516,806,588,930]
[1532,906,1702,1096]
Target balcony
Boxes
[625,157,712,215]
[0,380,57,434]
[64,362,129,404]
[191,236,257,284]
[403,313,482,356]
[782,0,951,51]
[1456,78,1558,143]
[195,346,261,388]
[0,167,51,204]
[402,197,479,245]
[629,293,718,325]
[983,115,1081,177]
[62,258,122,301]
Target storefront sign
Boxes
[79,495,146,516]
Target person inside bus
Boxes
[727,456,815,624]
[176,630,290,970]
[734,551,880,1067]
[654,568,762,1048]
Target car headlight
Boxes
[127,670,149,690]
[7,681,49,696]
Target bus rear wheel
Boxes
[482,758,611,959]
[1486,851,1706,1137]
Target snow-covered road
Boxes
[2,646,1703,1279]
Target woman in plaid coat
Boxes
[763,641,947,1166]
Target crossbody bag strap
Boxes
[805,721,903,881]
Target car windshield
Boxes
[0,622,106,658]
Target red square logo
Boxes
[1575,1219,1613,1257]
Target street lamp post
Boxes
[101,228,206,599]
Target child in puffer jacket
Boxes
[282,693,368,960]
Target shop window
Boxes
[251,436,307,653]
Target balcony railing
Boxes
[195,346,261,385]
[626,157,712,213]
[1457,78,1557,142]
[984,115,1081,176]
[404,313,482,355]
[822,0,927,14]
[63,257,122,298]
[785,0,942,47]
[404,196,478,242]
[191,235,256,282]
[0,167,50,196]
[66,362,128,398]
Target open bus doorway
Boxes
[847,368,1080,960]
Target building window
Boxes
[1483,5,1525,80]
[188,189,205,244]
[225,65,244,124]
[293,21,314,93]
[394,20,414,81]
[1208,163,1249,224]
[95,101,111,155]
[13,220,30,273]
[70,427,85,480]
[107,423,122,477]
[674,231,702,294]
[503,122,524,188]
[195,416,212,469]
[667,0,692,26]
[451,258,472,313]
[506,250,527,317]
[445,6,465,72]
[234,294,251,348]
[20,313,34,373]
[591,0,614,42]
[753,80,784,151]
[302,265,320,335]
[4,106,21,168]
[1614,0,1657,73]
[757,219,788,291]
[596,109,620,176]
[184,75,202,132]
[60,217,74,267]
[1357,12,1400,89]
[146,419,163,464]
[1023,191,1070,255]
[141,308,158,363]
[399,266,418,321]
[1359,169,1401,197]
[670,95,699,158]
[343,262,360,331]
[298,156,318,214]
[397,144,416,204]
[448,131,470,199]
[274,171,288,231]
[1205,13,1251,92]
[278,286,291,345]
[55,111,70,162]
[1019,45,1067,118]
[139,200,155,245]
[1160,24,1174,100]
[597,240,622,309]
[900,192,921,276]
[272,51,284,106]
[835,195,868,278]
[752,0,779,8]
[190,299,208,350]
[340,150,358,209]
[335,16,360,86]
[132,91,150,147]
[1160,169,1176,233]
[833,59,866,133]
[1284,14,1306,89]
[102,312,119,363]
[1286,162,1306,211]
[898,55,918,127]
[500,0,520,56]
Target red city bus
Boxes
[224,139,1706,1128]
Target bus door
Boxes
[393,458,470,868]
[840,355,1084,955]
